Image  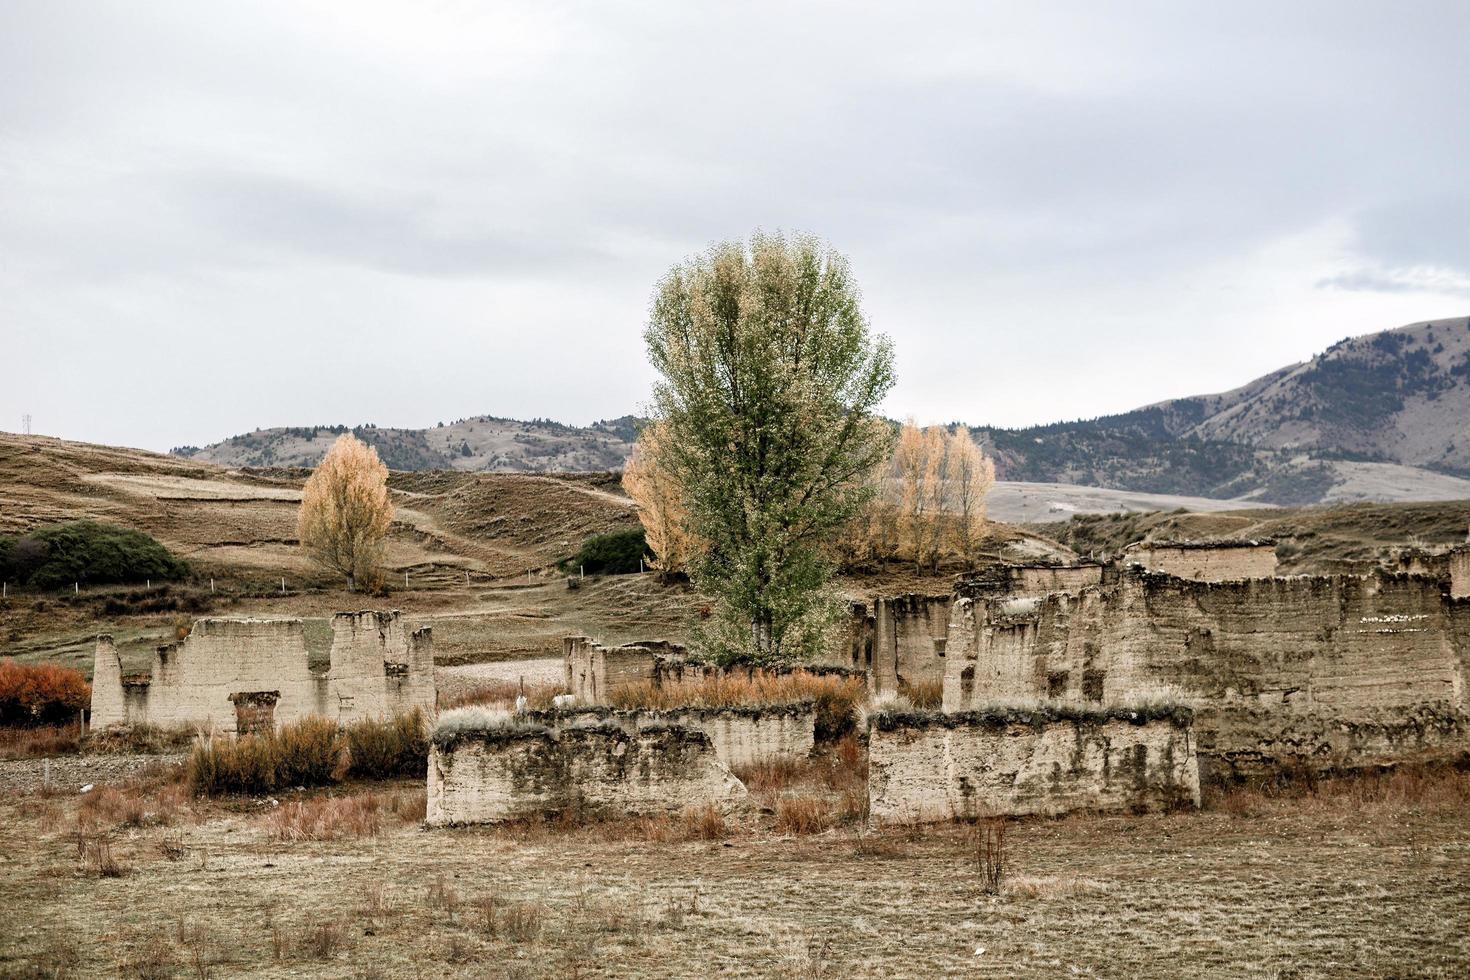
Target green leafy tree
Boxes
[644,231,895,664]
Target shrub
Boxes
[274,717,349,786]
[565,528,647,575]
[345,710,428,779]
[0,660,91,727]
[189,717,345,796]
[189,733,281,796]
[1,521,188,590]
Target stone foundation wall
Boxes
[525,704,816,768]
[426,725,747,826]
[1124,541,1278,582]
[944,570,1470,777]
[867,707,1199,824]
[90,611,434,733]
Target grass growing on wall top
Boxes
[870,701,1194,732]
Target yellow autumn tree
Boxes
[942,426,995,565]
[297,433,394,591]
[895,420,947,571]
[622,422,701,578]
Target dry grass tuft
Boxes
[1004,875,1110,899]
[775,796,835,836]
[298,919,349,960]
[897,678,944,710]
[75,831,126,877]
[501,900,547,942]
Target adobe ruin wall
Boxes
[425,724,747,826]
[838,594,950,694]
[957,562,1106,599]
[563,636,682,704]
[524,703,816,768]
[1123,540,1279,582]
[867,706,1199,824]
[944,570,1470,778]
[1452,546,1470,599]
[91,611,434,733]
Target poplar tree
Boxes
[622,421,702,579]
[644,232,895,664]
[297,433,394,591]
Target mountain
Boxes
[974,316,1470,505]
[178,317,1470,506]
[175,415,640,474]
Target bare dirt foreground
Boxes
[1,770,1467,979]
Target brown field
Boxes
[1,760,1467,978]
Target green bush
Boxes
[0,521,188,590]
[566,528,647,575]
[345,709,428,779]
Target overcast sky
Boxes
[3,1,1468,452]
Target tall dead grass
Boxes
[189,711,429,795]
[266,788,426,841]
[0,722,81,760]
[439,680,568,712]
[608,670,864,740]
[1210,764,1470,818]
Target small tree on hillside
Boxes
[942,426,995,566]
[297,434,394,591]
[645,231,895,664]
[622,421,702,579]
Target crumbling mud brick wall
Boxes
[426,724,747,826]
[563,636,681,704]
[957,562,1106,599]
[525,703,816,767]
[1452,547,1470,599]
[91,611,434,732]
[325,611,435,720]
[1123,540,1278,582]
[867,706,1199,824]
[847,594,952,695]
[944,570,1470,778]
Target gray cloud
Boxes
[3,0,1469,450]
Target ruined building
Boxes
[1122,539,1278,582]
[91,611,435,733]
[944,568,1470,778]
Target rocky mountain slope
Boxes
[179,317,1470,505]
[177,415,640,473]
[976,316,1470,504]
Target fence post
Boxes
[280,577,285,594]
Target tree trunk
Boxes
[346,571,356,592]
